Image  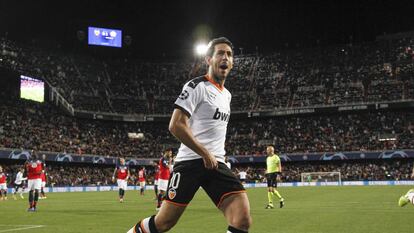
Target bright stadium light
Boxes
[195,43,208,56]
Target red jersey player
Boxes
[0,166,7,201]
[112,158,130,203]
[26,152,44,211]
[138,167,146,196]
[156,148,172,210]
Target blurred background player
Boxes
[236,167,249,184]
[399,189,414,207]
[265,145,285,209]
[13,167,27,200]
[156,148,172,210]
[39,170,47,199]
[0,166,8,201]
[153,161,159,200]
[25,151,44,211]
[398,165,414,207]
[112,158,130,203]
[138,167,146,196]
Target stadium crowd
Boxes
[1,100,413,158]
[1,35,413,114]
[1,34,414,190]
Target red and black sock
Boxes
[28,190,34,207]
[157,193,164,207]
[34,190,39,207]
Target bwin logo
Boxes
[213,108,230,122]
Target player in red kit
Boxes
[112,158,130,203]
[26,152,44,211]
[138,167,146,196]
[0,166,8,201]
[156,149,172,210]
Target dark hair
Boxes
[206,37,233,57]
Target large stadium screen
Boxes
[88,26,122,48]
[20,75,44,102]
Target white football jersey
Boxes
[14,171,27,185]
[174,75,231,163]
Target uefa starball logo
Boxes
[179,90,189,100]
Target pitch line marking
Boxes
[0,225,45,232]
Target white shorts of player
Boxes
[158,179,169,192]
[117,179,127,190]
[0,183,6,190]
[41,182,46,188]
[28,179,42,190]
[139,181,146,188]
[154,179,158,186]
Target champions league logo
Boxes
[8,150,31,160]
[92,156,106,164]
[179,90,189,100]
[378,151,408,159]
[279,154,291,162]
[55,153,74,162]
[320,152,348,161]
[126,159,139,166]
[227,156,238,163]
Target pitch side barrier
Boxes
[2,148,414,165]
[244,180,414,188]
[7,180,414,193]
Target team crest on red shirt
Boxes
[168,189,176,200]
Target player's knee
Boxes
[231,211,252,230]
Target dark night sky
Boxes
[1,0,414,58]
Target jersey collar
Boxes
[205,74,224,91]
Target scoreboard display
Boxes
[20,75,44,103]
[88,26,122,48]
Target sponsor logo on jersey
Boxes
[213,108,230,122]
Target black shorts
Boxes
[266,172,279,188]
[14,183,24,190]
[165,159,245,207]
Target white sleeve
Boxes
[174,82,204,117]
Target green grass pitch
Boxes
[1,186,413,233]
[20,87,44,103]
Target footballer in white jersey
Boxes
[174,74,231,164]
[127,37,251,233]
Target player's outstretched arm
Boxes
[169,108,218,169]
